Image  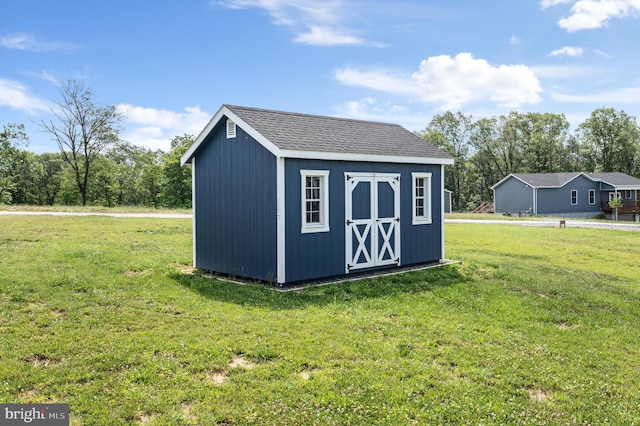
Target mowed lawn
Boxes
[1,215,639,425]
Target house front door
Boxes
[345,173,400,273]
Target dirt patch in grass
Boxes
[26,355,61,368]
[206,370,228,386]
[136,412,154,424]
[181,402,196,422]
[298,370,314,380]
[527,388,549,402]
[206,356,256,386]
[229,356,255,369]
[556,322,581,331]
[19,388,38,399]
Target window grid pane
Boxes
[305,177,322,224]
[415,177,425,218]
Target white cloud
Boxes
[26,71,60,85]
[509,36,521,45]
[0,79,50,113]
[335,67,417,96]
[336,97,408,121]
[593,48,613,57]
[334,98,431,131]
[547,0,640,31]
[541,0,574,9]
[117,104,210,151]
[551,86,640,103]
[336,53,542,110]
[293,25,365,46]
[218,0,377,46]
[530,64,596,79]
[549,46,584,56]
[0,33,76,52]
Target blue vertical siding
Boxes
[193,120,278,282]
[494,178,534,213]
[537,175,601,214]
[284,159,443,283]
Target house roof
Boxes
[587,172,640,188]
[491,171,640,190]
[509,172,584,188]
[181,105,453,166]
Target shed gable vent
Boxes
[226,119,236,139]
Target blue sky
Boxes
[2,0,640,153]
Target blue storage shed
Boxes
[180,105,454,286]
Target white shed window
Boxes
[589,189,596,205]
[301,170,330,233]
[571,189,578,205]
[226,119,236,139]
[412,172,432,225]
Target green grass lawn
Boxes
[1,216,639,425]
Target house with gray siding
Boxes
[492,172,640,218]
[181,105,453,286]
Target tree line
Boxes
[0,80,192,208]
[0,123,192,208]
[418,108,640,211]
[2,80,639,211]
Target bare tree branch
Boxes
[38,79,122,206]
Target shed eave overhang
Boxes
[278,149,454,165]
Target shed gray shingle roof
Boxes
[225,105,452,160]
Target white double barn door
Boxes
[345,172,400,273]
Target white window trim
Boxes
[412,172,432,225]
[571,189,578,205]
[226,119,236,139]
[588,189,596,205]
[300,170,330,233]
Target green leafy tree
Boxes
[418,112,473,211]
[86,155,118,206]
[521,112,570,173]
[609,195,623,221]
[0,124,33,204]
[469,117,503,202]
[160,134,193,208]
[38,80,122,206]
[34,153,65,206]
[576,108,640,175]
[137,162,163,208]
[102,141,163,206]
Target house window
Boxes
[571,190,578,205]
[300,170,329,233]
[589,189,595,205]
[226,119,236,139]
[412,172,432,225]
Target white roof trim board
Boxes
[181,105,454,166]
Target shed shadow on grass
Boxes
[168,264,467,310]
